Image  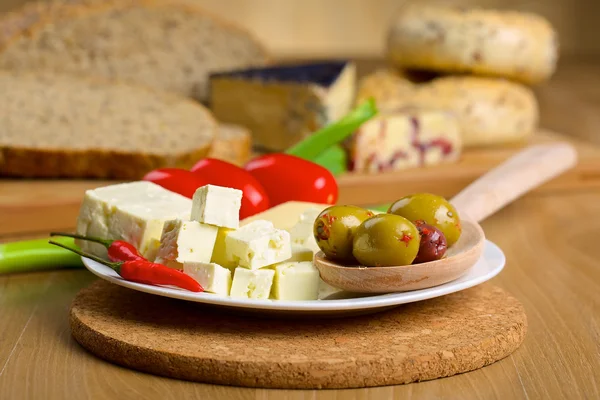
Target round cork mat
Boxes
[70,280,527,389]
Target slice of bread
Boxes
[0,70,218,179]
[208,124,252,166]
[0,0,269,103]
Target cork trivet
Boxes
[70,280,527,389]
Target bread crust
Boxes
[208,124,252,166]
[386,3,558,85]
[0,0,270,60]
[0,145,211,179]
[0,69,218,179]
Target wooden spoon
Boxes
[315,143,578,293]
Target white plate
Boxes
[82,239,505,316]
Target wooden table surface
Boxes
[1,59,600,399]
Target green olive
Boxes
[388,193,462,246]
[314,205,374,262]
[352,214,420,267]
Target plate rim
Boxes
[81,240,505,312]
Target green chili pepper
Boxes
[0,236,84,275]
[285,98,377,161]
[312,145,348,176]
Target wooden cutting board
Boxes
[70,280,527,389]
[2,129,599,237]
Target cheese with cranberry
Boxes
[348,109,462,173]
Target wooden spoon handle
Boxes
[450,142,577,223]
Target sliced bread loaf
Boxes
[208,124,252,166]
[0,0,269,103]
[0,70,217,179]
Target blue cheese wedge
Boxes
[271,261,320,301]
[210,61,356,151]
[154,219,218,269]
[75,181,192,259]
[225,220,291,270]
[191,184,242,229]
[230,267,275,299]
[183,262,232,296]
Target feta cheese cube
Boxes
[191,184,242,229]
[75,181,192,259]
[298,207,322,223]
[230,267,275,299]
[288,245,314,262]
[154,219,218,269]
[210,227,237,269]
[289,219,320,254]
[271,261,320,301]
[183,262,232,296]
[225,220,292,270]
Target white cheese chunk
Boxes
[271,261,320,301]
[288,245,314,262]
[225,220,291,270]
[289,219,320,254]
[191,184,242,229]
[154,219,218,269]
[183,262,232,296]
[230,267,275,299]
[210,227,237,269]
[75,181,192,259]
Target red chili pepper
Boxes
[190,158,270,219]
[50,232,143,262]
[49,241,203,293]
[244,153,338,207]
[142,168,210,199]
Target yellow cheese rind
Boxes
[241,201,330,231]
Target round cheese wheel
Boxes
[356,70,539,147]
[386,4,558,85]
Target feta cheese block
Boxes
[210,61,356,151]
[271,261,320,301]
[191,184,242,229]
[288,245,315,262]
[154,219,218,269]
[75,181,192,259]
[348,108,462,173]
[183,262,232,296]
[225,220,292,270]
[230,267,275,299]
[289,216,320,254]
[210,227,237,269]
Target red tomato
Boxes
[190,158,270,219]
[244,154,338,206]
[142,168,209,199]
